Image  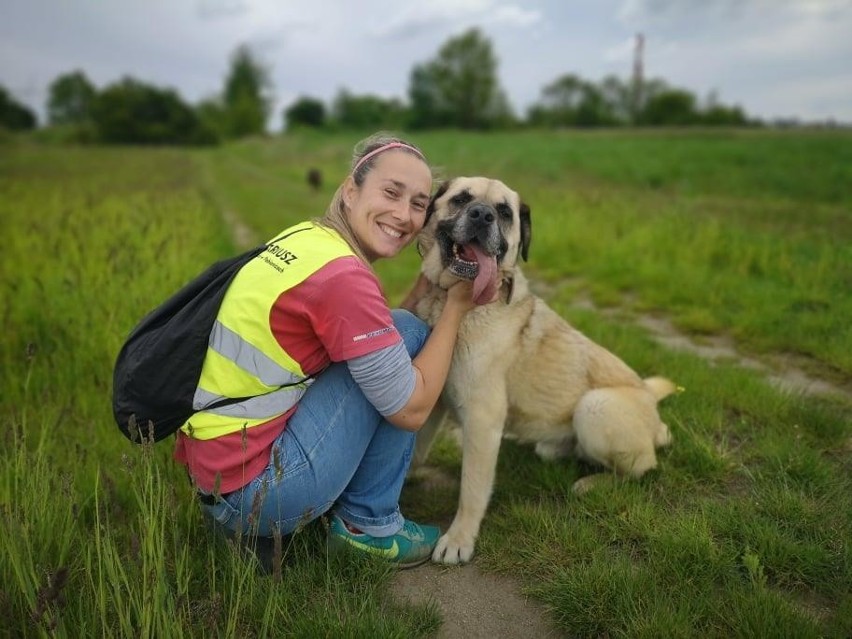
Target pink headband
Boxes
[352,142,425,174]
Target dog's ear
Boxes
[426,180,451,226]
[418,181,451,257]
[519,201,532,262]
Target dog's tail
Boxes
[643,376,681,401]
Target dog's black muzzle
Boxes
[467,203,496,229]
[458,204,502,257]
[435,202,506,266]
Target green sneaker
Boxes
[328,515,440,569]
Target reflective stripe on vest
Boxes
[182,222,355,441]
[206,320,305,388]
[192,382,312,419]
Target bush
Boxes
[91,77,218,145]
[0,86,37,131]
[284,96,326,130]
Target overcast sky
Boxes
[2,0,850,128]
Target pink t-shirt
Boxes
[175,255,402,493]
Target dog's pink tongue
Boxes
[469,244,498,305]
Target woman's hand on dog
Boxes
[446,279,499,313]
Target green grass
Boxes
[200,129,852,378]
[2,129,851,637]
[0,142,438,637]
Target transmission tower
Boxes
[631,32,644,122]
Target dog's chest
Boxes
[445,310,517,398]
[415,291,447,328]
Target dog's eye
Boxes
[496,203,513,220]
[451,192,472,206]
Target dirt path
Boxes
[394,563,563,638]
[565,291,852,402]
[222,209,258,250]
[634,313,851,399]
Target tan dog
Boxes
[413,177,678,565]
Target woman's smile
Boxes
[345,150,432,262]
[378,223,403,239]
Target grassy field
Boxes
[1,128,850,637]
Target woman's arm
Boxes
[386,280,475,431]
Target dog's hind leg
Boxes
[432,393,508,565]
[572,388,659,479]
[655,422,672,448]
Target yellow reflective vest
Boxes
[181,222,354,440]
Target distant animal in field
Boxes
[412,176,679,565]
[306,168,322,191]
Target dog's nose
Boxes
[468,204,495,227]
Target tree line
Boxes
[1,28,755,145]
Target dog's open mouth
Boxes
[449,242,499,305]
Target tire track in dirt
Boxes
[563,289,852,402]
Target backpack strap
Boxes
[198,222,325,413]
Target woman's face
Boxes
[344,151,432,262]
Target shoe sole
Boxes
[327,535,432,569]
[397,555,431,569]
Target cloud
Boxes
[2,0,849,124]
[368,0,488,38]
[617,0,852,29]
[196,0,250,21]
[791,0,852,18]
[608,0,852,119]
[751,69,852,120]
[369,1,540,39]
[490,6,542,27]
[244,19,320,55]
[603,36,635,64]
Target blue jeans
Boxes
[202,309,429,538]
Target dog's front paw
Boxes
[432,530,476,565]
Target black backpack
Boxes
[112,230,301,443]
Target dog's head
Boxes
[418,177,531,305]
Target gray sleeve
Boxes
[346,341,417,417]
